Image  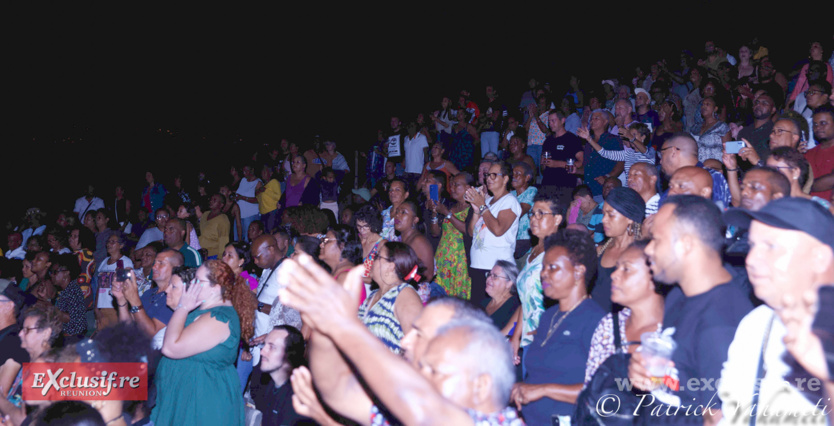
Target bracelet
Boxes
[727,168,740,172]
[117,301,128,308]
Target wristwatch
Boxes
[129,305,144,314]
[479,204,488,214]
[445,213,453,220]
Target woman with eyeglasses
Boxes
[766,146,833,211]
[319,225,364,286]
[466,160,521,304]
[358,242,423,355]
[510,161,538,258]
[481,260,521,330]
[432,172,473,298]
[0,306,63,424]
[508,193,563,366]
[354,205,386,292]
[594,187,645,313]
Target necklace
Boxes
[540,296,589,347]
[105,413,124,425]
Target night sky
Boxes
[4,3,827,228]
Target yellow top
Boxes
[258,179,282,214]
[199,212,230,258]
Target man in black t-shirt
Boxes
[631,195,753,425]
[540,110,583,205]
[250,325,313,425]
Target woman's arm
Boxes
[445,161,460,176]
[395,287,423,336]
[161,309,231,359]
[232,205,242,242]
[481,208,518,237]
[511,382,584,410]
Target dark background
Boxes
[4,3,829,230]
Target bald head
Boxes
[668,166,713,199]
[660,133,699,176]
[252,234,279,269]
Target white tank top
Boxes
[236,177,261,218]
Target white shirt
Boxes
[236,177,262,219]
[136,227,163,250]
[718,305,826,425]
[403,133,429,174]
[470,193,522,269]
[5,246,26,260]
[74,196,105,218]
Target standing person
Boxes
[629,195,753,424]
[380,179,409,242]
[319,140,350,176]
[690,95,730,163]
[430,173,473,298]
[511,229,605,424]
[151,261,255,426]
[430,96,454,145]
[466,161,521,304]
[386,117,408,173]
[234,164,262,243]
[392,200,434,282]
[510,162,537,259]
[73,184,104,221]
[199,194,231,259]
[419,142,460,189]
[524,95,550,170]
[281,155,321,209]
[92,209,117,268]
[577,110,625,200]
[508,194,563,366]
[593,187,645,313]
[403,122,429,188]
[540,110,584,205]
[141,171,167,221]
[256,164,282,234]
[354,205,386,291]
[95,232,133,330]
[448,109,479,172]
[111,185,131,230]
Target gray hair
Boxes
[493,260,519,285]
[426,297,492,325]
[435,319,515,408]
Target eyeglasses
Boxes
[528,210,559,219]
[356,224,370,231]
[485,172,504,180]
[21,326,42,334]
[805,89,824,97]
[770,128,797,136]
[320,238,334,246]
[658,146,680,159]
[485,272,510,280]
[372,252,392,262]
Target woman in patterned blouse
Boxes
[583,240,665,384]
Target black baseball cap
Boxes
[724,197,834,251]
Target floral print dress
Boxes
[434,207,471,298]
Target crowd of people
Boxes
[1,37,834,425]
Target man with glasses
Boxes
[112,249,181,338]
[136,208,170,250]
[806,104,834,201]
[801,80,832,149]
[737,89,780,164]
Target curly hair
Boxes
[354,205,383,234]
[330,225,363,265]
[544,229,598,289]
[22,305,64,347]
[204,260,256,342]
[285,205,329,235]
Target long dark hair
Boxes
[381,241,424,288]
